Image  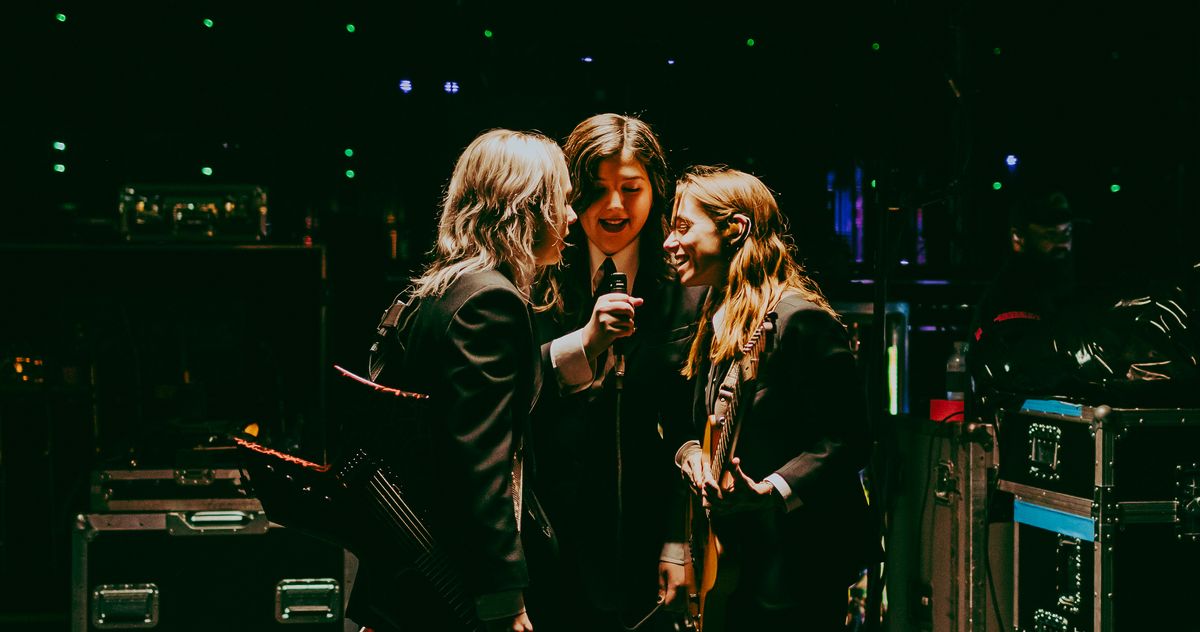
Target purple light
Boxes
[581,56,594,63]
[914,279,951,286]
[667,59,676,65]
[443,81,460,94]
[398,79,413,94]
[1005,154,1018,167]
[916,325,942,332]
[899,259,910,266]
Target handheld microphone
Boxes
[606,272,629,377]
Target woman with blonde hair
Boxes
[663,166,871,630]
[346,128,576,632]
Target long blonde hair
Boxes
[411,129,570,300]
[677,166,838,378]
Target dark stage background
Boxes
[6,1,1200,627]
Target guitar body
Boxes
[685,313,778,632]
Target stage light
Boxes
[444,81,460,94]
[1005,154,1018,167]
[870,179,877,189]
[53,164,66,173]
[56,13,66,22]
[993,47,1002,55]
[746,39,756,47]
[871,42,880,51]
[992,181,1003,190]
[344,148,354,158]
[201,167,213,176]
[667,59,675,65]
[1110,184,1121,193]
[346,24,356,33]
[345,170,356,179]
[581,56,593,63]
[484,29,493,38]
[398,79,413,93]
[203,19,213,28]
[53,141,66,151]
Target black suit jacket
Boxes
[530,256,705,611]
[697,293,872,605]
[348,270,541,627]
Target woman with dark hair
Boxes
[346,128,576,632]
[528,114,705,631]
[664,166,871,631]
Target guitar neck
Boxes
[708,312,778,475]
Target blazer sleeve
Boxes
[769,308,871,504]
[442,285,530,598]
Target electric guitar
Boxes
[234,366,486,632]
[685,312,777,632]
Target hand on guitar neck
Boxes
[681,453,777,516]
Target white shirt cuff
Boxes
[674,440,702,469]
[764,473,803,513]
[549,330,594,392]
[475,589,526,621]
[660,541,689,565]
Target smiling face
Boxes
[664,193,728,287]
[577,153,653,255]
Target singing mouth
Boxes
[598,218,629,233]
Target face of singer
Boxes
[664,193,727,287]
[533,186,577,265]
[578,153,653,256]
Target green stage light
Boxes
[746,38,756,47]
[992,181,1003,190]
[1110,184,1121,193]
[872,42,880,51]
[344,148,354,157]
[203,19,213,28]
[484,29,493,38]
[346,24,356,33]
[53,141,66,151]
[53,164,66,172]
[56,13,66,22]
[345,169,356,179]
[201,167,213,176]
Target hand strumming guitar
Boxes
[685,455,777,516]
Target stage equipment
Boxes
[118,184,269,241]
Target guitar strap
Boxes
[368,289,420,382]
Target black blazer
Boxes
[530,255,705,609]
[348,269,541,626]
[697,292,872,604]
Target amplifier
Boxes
[117,184,268,241]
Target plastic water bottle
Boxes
[946,341,968,401]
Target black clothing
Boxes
[347,270,543,631]
[529,256,705,630]
[693,293,871,627]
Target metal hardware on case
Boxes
[934,459,956,505]
[1027,422,1063,481]
[173,468,215,486]
[275,578,342,624]
[164,510,269,536]
[1032,608,1069,632]
[1054,535,1083,614]
[92,583,159,629]
[1177,463,1200,540]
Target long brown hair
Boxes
[411,129,570,300]
[536,113,674,313]
[676,166,839,378]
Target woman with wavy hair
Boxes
[664,166,871,631]
[347,128,576,632]
[527,114,706,631]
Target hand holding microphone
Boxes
[581,270,642,363]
